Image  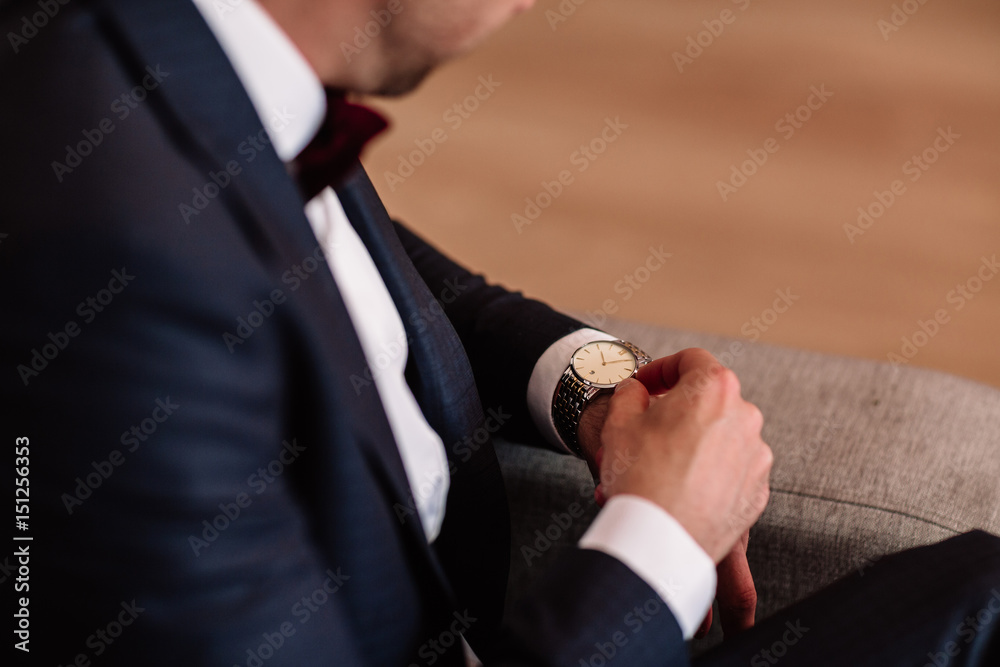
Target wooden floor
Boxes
[361,0,1000,389]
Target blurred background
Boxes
[361,0,1000,388]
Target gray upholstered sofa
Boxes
[499,317,1000,652]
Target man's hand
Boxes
[597,347,771,561]
[577,347,770,635]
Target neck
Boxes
[256,0,388,92]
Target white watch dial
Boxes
[571,341,638,387]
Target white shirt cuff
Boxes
[579,495,717,640]
[526,328,616,455]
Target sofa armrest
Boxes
[496,317,1000,650]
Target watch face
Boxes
[571,341,638,387]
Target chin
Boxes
[374,63,435,97]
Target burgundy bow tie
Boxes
[294,89,388,200]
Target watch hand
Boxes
[606,359,633,364]
[600,349,607,365]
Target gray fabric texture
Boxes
[497,317,1000,652]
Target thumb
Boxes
[604,377,650,429]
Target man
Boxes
[0,0,997,665]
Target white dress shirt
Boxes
[192,0,716,640]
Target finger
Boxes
[603,377,650,429]
[636,348,724,395]
[634,350,685,394]
[716,535,757,636]
[744,402,765,437]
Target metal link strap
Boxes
[551,340,650,457]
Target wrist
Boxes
[552,339,650,459]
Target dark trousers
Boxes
[697,530,1000,667]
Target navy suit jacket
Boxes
[0,0,688,664]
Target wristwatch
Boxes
[552,339,651,456]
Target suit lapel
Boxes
[93,0,434,558]
[336,166,487,448]
[337,166,511,647]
